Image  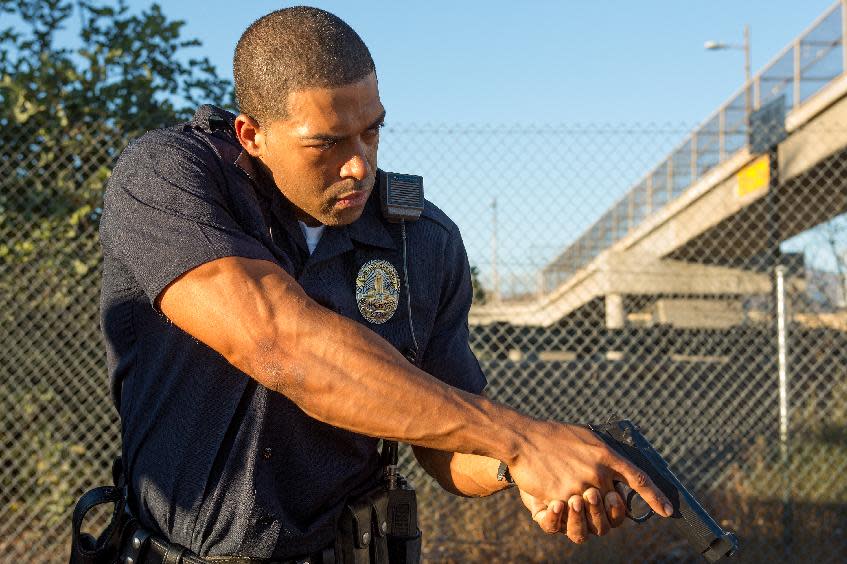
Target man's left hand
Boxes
[520,487,626,543]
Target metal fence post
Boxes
[767,143,793,558]
[776,263,793,560]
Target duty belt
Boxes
[119,525,336,564]
[71,453,420,564]
[116,490,388,564]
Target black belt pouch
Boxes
[386,480,420,564]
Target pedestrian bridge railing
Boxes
[541,1,846,293]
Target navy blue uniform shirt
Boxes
[99,105,486,558]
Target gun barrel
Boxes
[590,420,739,562]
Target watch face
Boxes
[497,461,514,483]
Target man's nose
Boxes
[340,142,370,181]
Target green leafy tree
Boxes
[0,0,232,306]
[0,0,233,539]
[1,0,232,128]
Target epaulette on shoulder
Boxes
[129,104,238,151]
[418,199,458,235]
[125,125,212,156]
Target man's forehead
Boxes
[280,74,382,136]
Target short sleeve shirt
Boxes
[99,105,486,559]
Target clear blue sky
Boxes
[120,0,837,125]
[55,1,843,290]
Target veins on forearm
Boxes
[255,345,305,403]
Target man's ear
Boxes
[234,114,264,157]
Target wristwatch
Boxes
[497,461,516,485]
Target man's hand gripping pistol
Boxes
[589,419,739,562]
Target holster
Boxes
[70,458,135,564]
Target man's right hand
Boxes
[507,420,673,519]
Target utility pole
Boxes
[491,198,500,303]
[750,94,791,560]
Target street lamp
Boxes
[705,25,752,122]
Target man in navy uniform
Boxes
[99,6,672,561]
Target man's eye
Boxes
[364,123,384,138]
[313,140,337,150]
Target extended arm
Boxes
[158,255,672,514]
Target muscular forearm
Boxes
[412,447,510,497]
[249,282,525,460]
[161,257,528,464]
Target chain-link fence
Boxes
[1,117,128,560]
[3,111,846,562]
[380,113,847,562]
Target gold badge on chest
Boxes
[356,259,401,324]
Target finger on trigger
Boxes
[604,491,626,527]
[614,462,673,517]
[567,496,588,544]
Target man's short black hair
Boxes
[233,6,376,124]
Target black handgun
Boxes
[589,419,739,562]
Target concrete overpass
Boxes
[471,1,847,328]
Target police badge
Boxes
[356,259,400,324]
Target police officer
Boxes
[95,6,672,562]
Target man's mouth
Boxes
[334,189,370,209]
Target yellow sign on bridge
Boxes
[736,155,770,199]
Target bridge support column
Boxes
[605,293,625,329]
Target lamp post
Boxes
[705,25,752,122]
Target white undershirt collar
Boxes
[298,221,326,255]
